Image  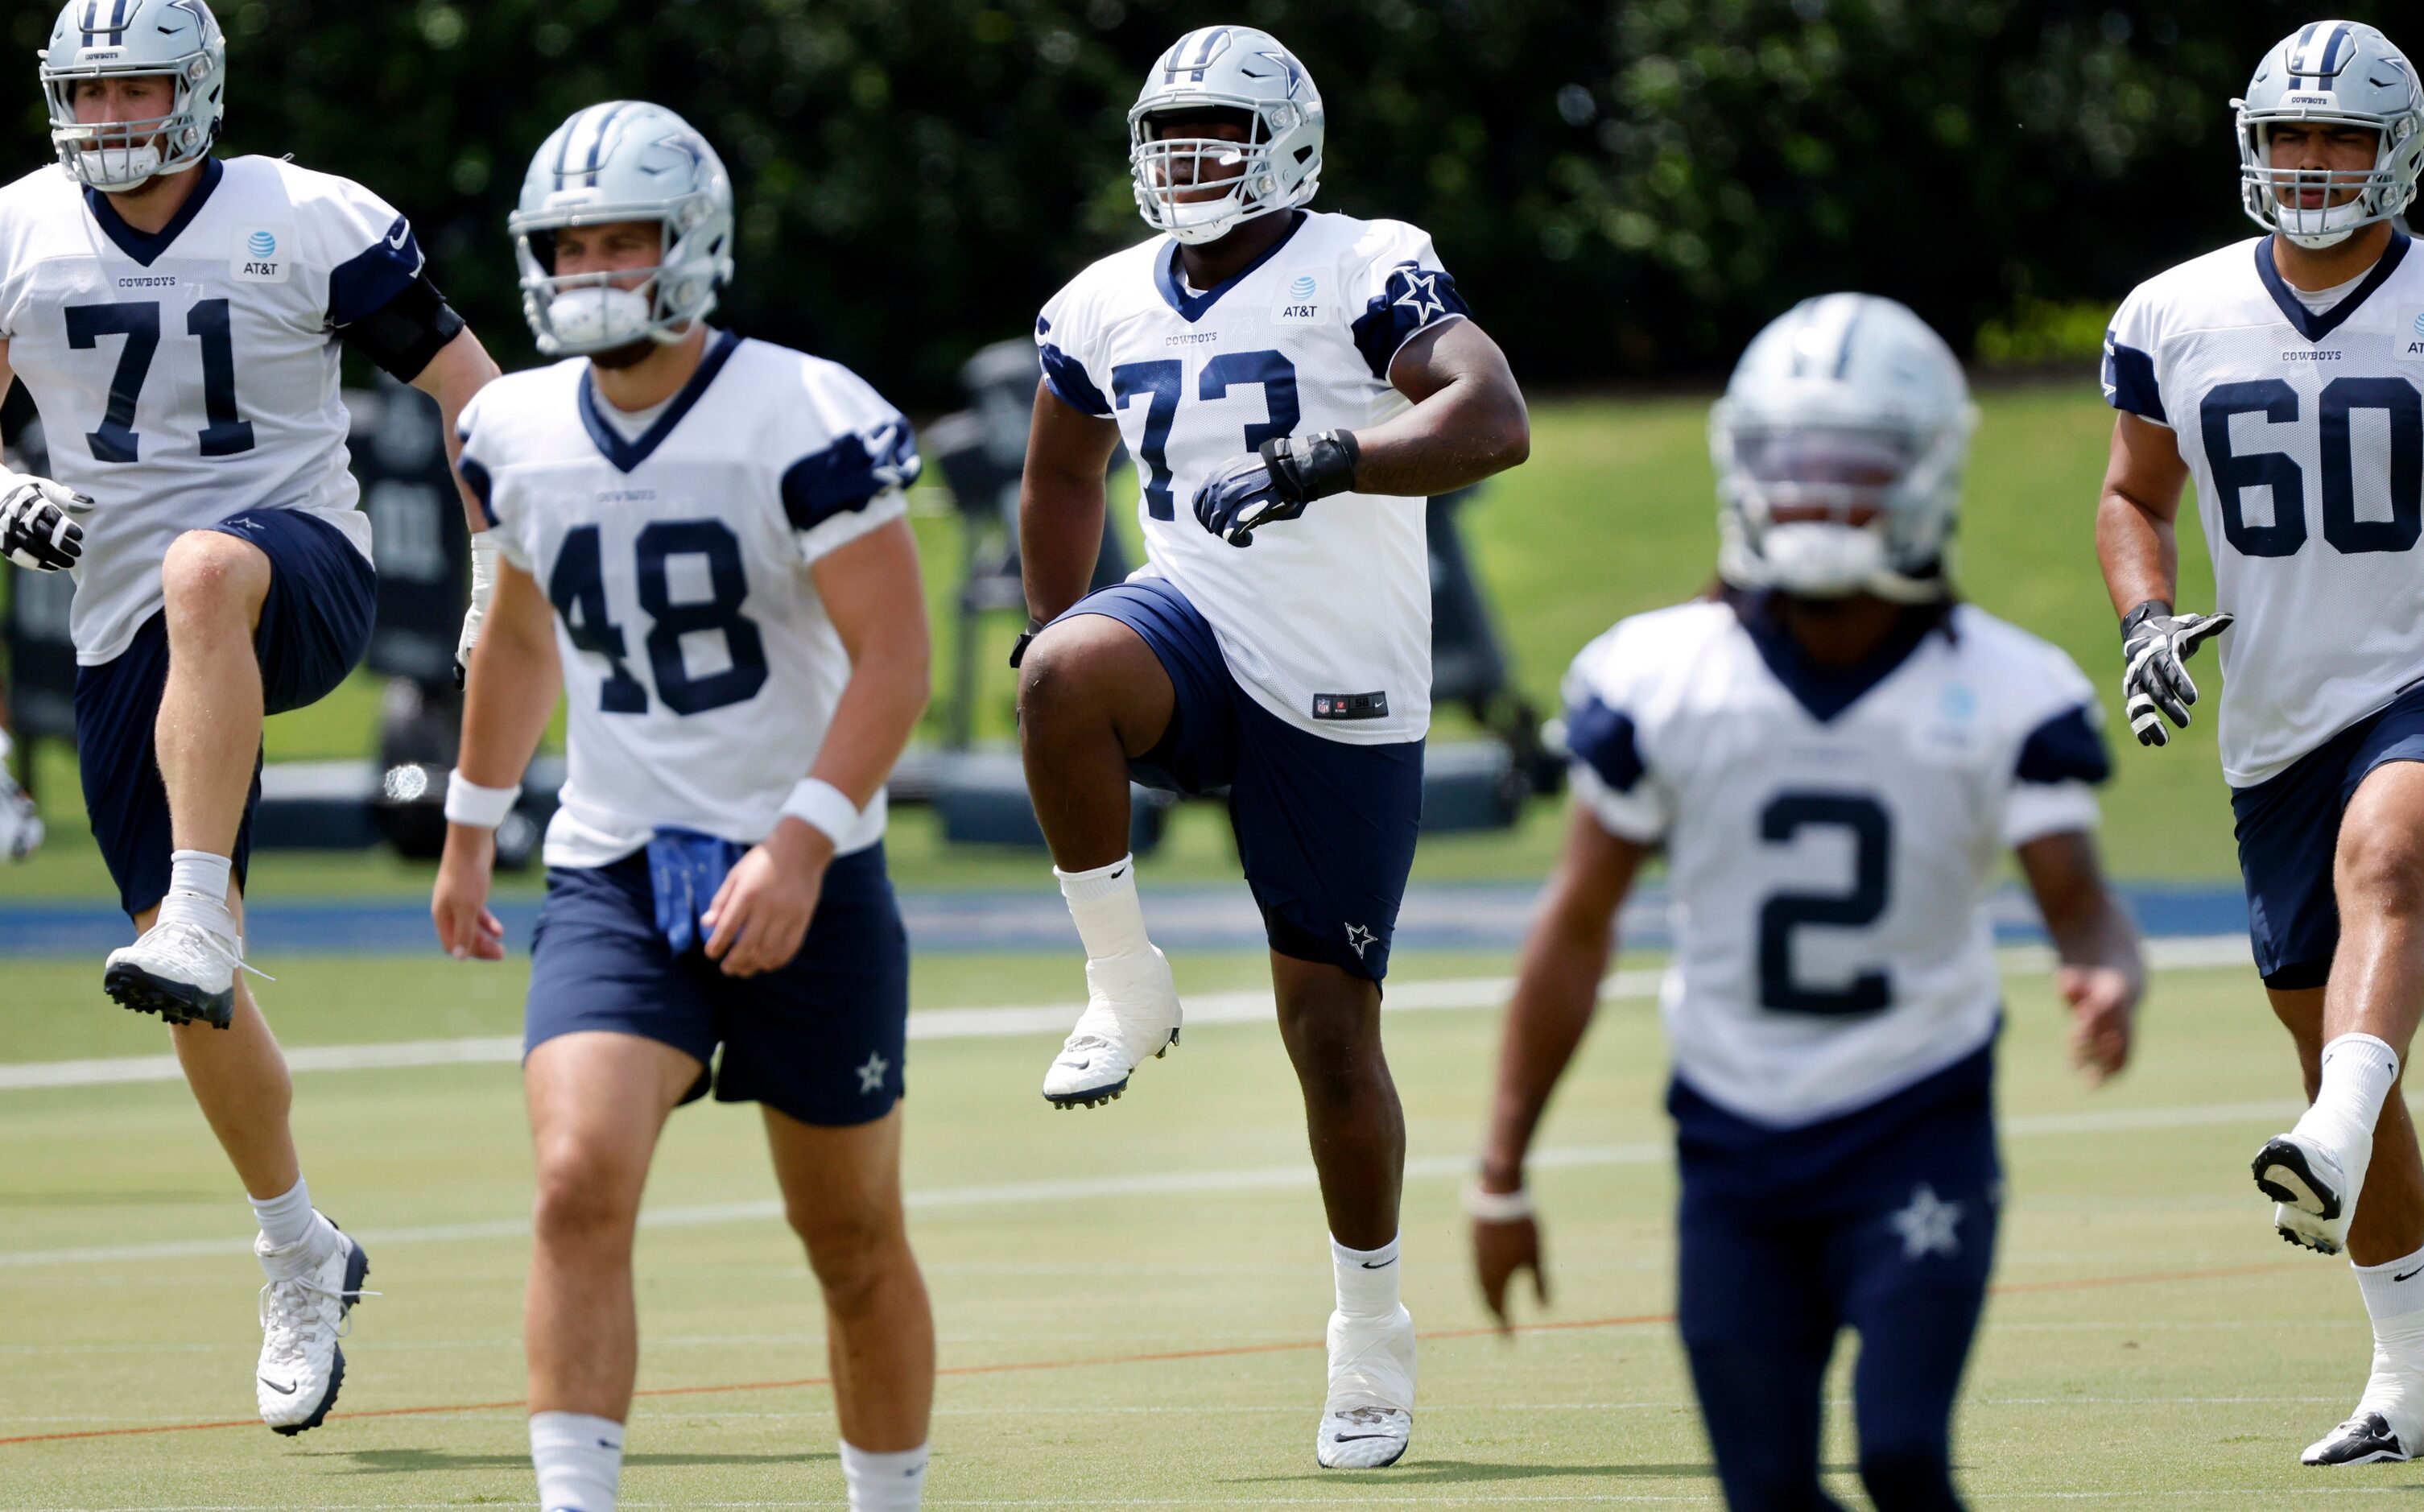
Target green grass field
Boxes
[2,380,2244,904]
[0,946,2397,1510]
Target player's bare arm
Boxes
[1017,383,1122,626]
[1471,806,1646,1331]
[432,560,560,963]
[411,326,502,534]
[704,518,930,979]
[2015,829,2145,1084]
[2096,413,2232,746]
[1358,316,1529,496]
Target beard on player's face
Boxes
[588,336,659,371]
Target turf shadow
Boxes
[308,1448,833,1474]
[1227,1456,1765,1486]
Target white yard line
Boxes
[0,936,2253,1095]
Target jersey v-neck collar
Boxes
[1736,592,1951,725]
[84,156,225,268]
[577,328,741,473]
[1154,210,1307,323]
[2254,229,2411,342]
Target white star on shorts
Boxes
[855,1052,890,1095]
[1889,1182,1964,1261]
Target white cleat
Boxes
[255,1216,372,1436]
[2305,1411,2410,1466]
[103,912,251,1029]
[1040,947,1182,1109]
[2255,1132,2362,1255]
[1317,1304,1415,1469]
[0,770,40,861]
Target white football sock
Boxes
[249,1175,316,1254]
[156,850,236,939]
[1332,1233,1402,1320]
[2294,1034,2402,1171]
[839,1440,928,1511]
[531,1411,624,1512]
[2358,1243,2424,1444]
[1056,855,1150,960]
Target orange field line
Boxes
[0,1261,2313,1448]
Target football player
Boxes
[1472,295,2143,1512]
[1013,25,1530,1469]
[0,0,498,1431]
[2098,20,2424,1465]
[433,104,936,1512]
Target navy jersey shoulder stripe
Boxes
[1350,261,1471,379]
[329,215,425,327]
[1039,342,1110,415]
[1564,693,1647,793]
[2014,703,2112,787]
[782,419,920,533]
[2101,334,2165,423]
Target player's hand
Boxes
[2059,962,2138,1086]
[1469,1186,1547,1333]
[702,819,832,977]
[1190,431,1360,547]
[432,825,506,961]
[2120,602,2233,747]
[0,473,93,572]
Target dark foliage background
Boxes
[2,0,2404,405]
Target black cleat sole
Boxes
[2253,1137,2343,1219]
[102,961,233,1029]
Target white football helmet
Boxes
[2235,21,2424,249]
[1712,294,1977,602]
[39,0,226,193]
[1129,26,1323,245]
[510,101,735,357]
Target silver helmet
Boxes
[1129,26,1323,246]
[1712,295,1977,602]
[2234,21,2424,249]
[510,101,735,358]
[39,0,226,192]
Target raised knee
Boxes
[159,531,266,625]
[530,1142,642,1248]
[1016,630,1099,731]
[2339,824,2424,920]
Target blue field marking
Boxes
[0,884,2254,959]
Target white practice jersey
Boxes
[2105,232,2424,787]
[0,155,419,664]
[1035,210,1468,743]
[1565,598,2108,1127]
[459,332,918,869]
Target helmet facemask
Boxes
[1130,100,1319,245]
[2238,113,2424,248]
[1715,422,1966,602]
[43,59,216,192]
[512,196,726,360]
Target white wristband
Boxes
[1462,1180,1535,1224]
[779,777,859,846]
[444,769,521,828]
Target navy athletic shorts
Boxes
[2230,680,2424,990]
[1672,1043,2001,1511]
[1060,576,1424,981]
[73,508,376,918]
[524,842,910,1128]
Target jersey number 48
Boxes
[548,520,769,717]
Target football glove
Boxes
[0,473,93,572]
[1191,430,1361,547]
[2120,600,2234,747]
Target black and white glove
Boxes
[1190,430,1361,547]
[0,473,93,572]
[2120,600,2235,747]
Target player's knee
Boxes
[529,1142,644,1248]
[159,531,267,629]
[1857,1446,1961,1511]
[2336,822,2424,922]
[1015,632,1101,736]
[792,1201,906,1315]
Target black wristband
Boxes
[2120,599,2172,638]
[1260,428,1361,505]
[1009,616,1045,670]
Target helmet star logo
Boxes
[1253,49,1305,98]
[643,131,705,178]
[1393,270,1447,324]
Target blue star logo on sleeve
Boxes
[856,1051,891,1095]
[1889,1182,1966,1260]
[1393,269,1447,326]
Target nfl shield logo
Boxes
[1315,697,1332,714]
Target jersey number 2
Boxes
[547,521,769,716]
[64,298,254,463]
[1110,349,1299,519]
[1757,791,1893,1016]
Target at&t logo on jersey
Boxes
[2406,309,2424,358]
[1272,271,1322,323]
[229,225,291,283]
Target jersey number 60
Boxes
[2202,378,2422,557]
